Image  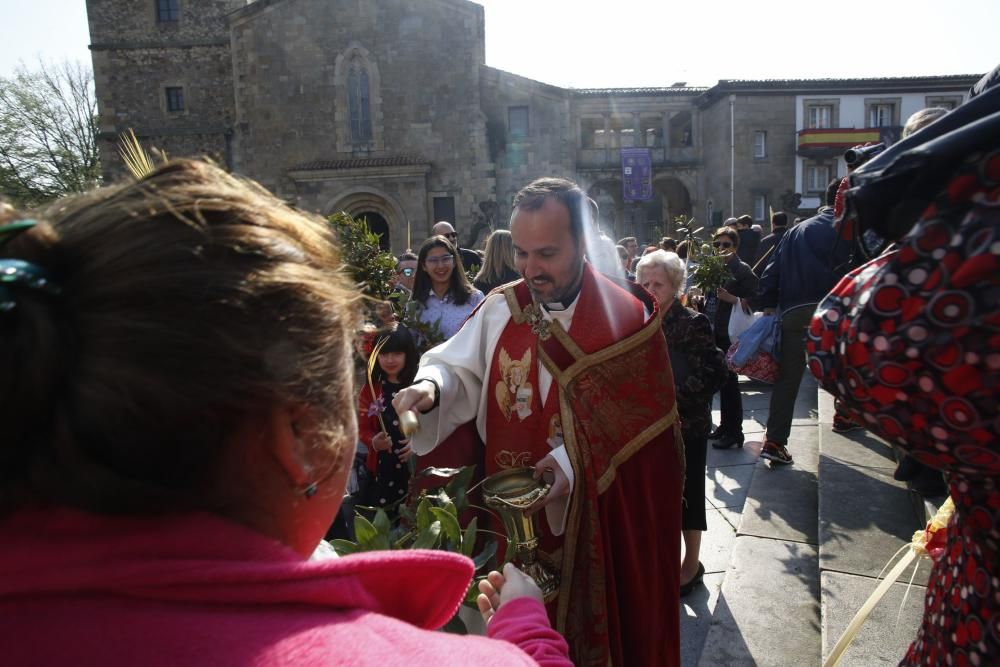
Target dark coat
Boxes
[661,300,728,438]
[756,207,851,313]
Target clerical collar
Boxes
[543,284,582,312]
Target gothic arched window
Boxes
[348,63,372,143]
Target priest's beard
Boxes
[524,254,585,306]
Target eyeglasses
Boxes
[713,241,734,249]
[425,255,455,267]
[399,267,415,277]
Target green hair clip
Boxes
[0,219,62,312]
[0,219,39,244]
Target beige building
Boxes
[86,0,979,252]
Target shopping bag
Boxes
[727,298,758,340]
[726,342,779,384]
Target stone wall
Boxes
[479,67,576,226]
[698,92,797,227]
[228,0,497,251]
[87,0,237,181]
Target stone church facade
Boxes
[86,0,979,252]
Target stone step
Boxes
[697,376,822,667]
[815,391,929,666]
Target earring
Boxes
[302,481,318,499]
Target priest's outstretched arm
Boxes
[392,294,573,534]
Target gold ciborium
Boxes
[482,467,560,602]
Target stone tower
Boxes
[86,0,244,181]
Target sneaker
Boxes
[832,414,862,434]
[761,440,793,465]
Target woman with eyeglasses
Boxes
[413,235,484,340]
[705,226,758,450]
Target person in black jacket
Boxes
[752,211,788,275]
[733,214,761,266]
[706,226,758,449]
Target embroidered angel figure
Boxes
[495,347,533,421]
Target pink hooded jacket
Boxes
[0,509,570,666]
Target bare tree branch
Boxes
[0,59,101,206]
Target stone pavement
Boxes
[680,375,930,666]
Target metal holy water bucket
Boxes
[482,467,560,602]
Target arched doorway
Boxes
[327,186,408,253]
[652,177,693,236]
[355,211,390,250]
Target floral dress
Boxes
[806,139,999,665]
[357,381,410,511]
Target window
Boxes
[753,195,767,222]
[433,197,456,227]
[165,86,184,112]
[925,95,963,110]
[807,105,832,129]
[580,117,604,148]
[867,102,897,128]
[806,164,831,193]
[753,131,767,159]
[618,128,635,148]
[508,106,529,139]
[156,0,179,23]
[348,64,372,143]
[640,116,663,147]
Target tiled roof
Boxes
[571,86,708,97]
[716,74,981,87]
[288,156,427,171]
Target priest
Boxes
[393,177,684,667]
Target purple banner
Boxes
[621,148,653,202]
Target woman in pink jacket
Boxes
[0,160,570,666]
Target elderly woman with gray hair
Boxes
[636,250,728,596]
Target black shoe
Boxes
[679,562,705,597]
[708,426,726,440]
[711,434,744,449]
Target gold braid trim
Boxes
[596,403,680,494]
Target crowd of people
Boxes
[0,66,995,666]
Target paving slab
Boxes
[698,535,821,667]
[818,455,928,580]
[680,572,725,667]
[706,438,763,468]
[821,427,899,471]
[739,463,819,545]
[696,507,739,576]
[705,464,756,510]
[821,571,926,666]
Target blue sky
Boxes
[1,0,995,86]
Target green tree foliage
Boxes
[0,60,100,206]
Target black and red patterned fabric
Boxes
[806,144,1000,665]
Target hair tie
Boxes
[0,259,62,312]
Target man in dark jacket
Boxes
[755,180,851,464]
[752,211,788,275]
[431,220,481,272]
[734,214,761,266]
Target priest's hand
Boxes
[391,380,436,415]
[476,562,544,625]
[527,453,569,515]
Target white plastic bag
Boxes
[728,298,758,340]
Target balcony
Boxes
[576,146,697,169]
[797,127,902,158]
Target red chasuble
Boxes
[486,265,685,667]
